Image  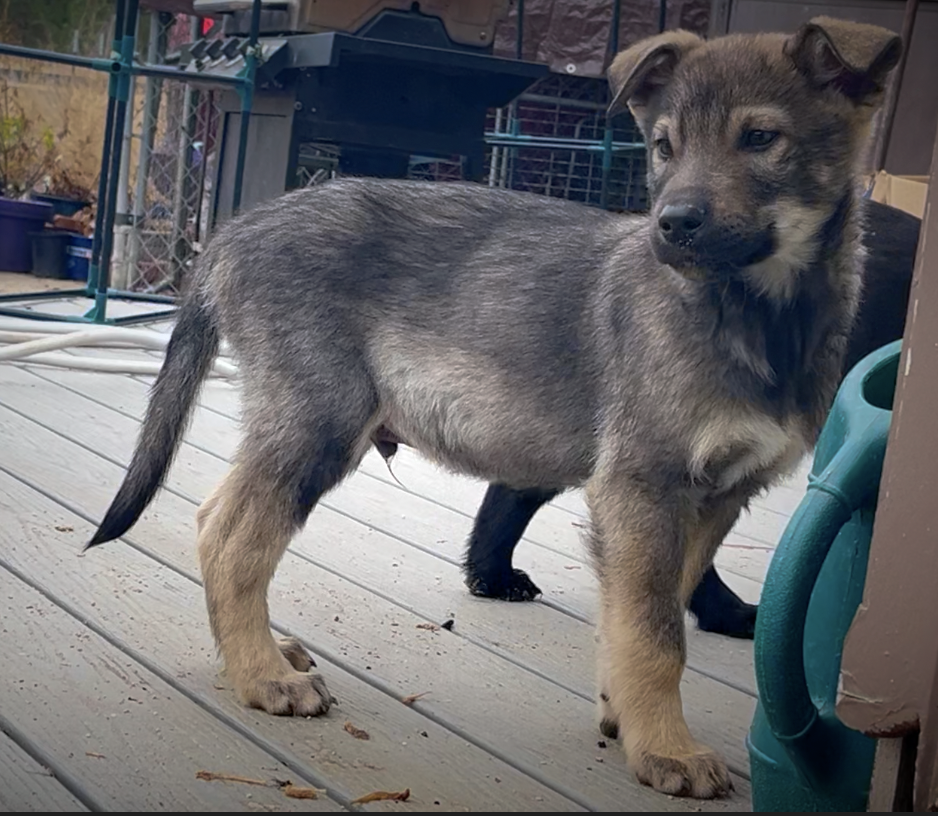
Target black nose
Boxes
[658,203,708,244]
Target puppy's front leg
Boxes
[587,475,732,799]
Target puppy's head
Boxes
[608,17,901,297]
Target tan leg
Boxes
[197,473,316,674]
[198,465,331,717]
[196,477,225,535]
[587,475,733,799]
[595,605,620,741]
[679,496,747,609]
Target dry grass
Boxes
[0,272,83,294]
[1,55,148,198]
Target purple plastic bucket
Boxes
[0,197,54,272]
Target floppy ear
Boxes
[784,16,902,106]
[607,30,703,127]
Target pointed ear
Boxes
[607,30,703,128]
[784,16,902,106]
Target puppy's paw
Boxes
[278,636,316,671]
[631,748,733,799]
[466,567,542,602]
[242,671,332,718]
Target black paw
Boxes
[465,567,542,602]
[694,600,758,640]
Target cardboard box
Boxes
[869,171,930,219]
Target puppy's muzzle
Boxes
[653,191,775,276]
[658,200,710,248]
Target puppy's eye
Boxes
[740,129,779,151]
[654,138,673,160]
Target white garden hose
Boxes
[0,318,237,378]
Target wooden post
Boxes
[837,120,938,811]
[872,0,921,172]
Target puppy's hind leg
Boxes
[197,474,319,673]
[464,484,559,601]
[196,477,225,536]
[198,378,378,717]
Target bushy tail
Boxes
[86,287,219,548]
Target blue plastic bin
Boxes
[65,234,93,282]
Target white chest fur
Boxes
[688,410,808,493]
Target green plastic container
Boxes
[748,340,901,813]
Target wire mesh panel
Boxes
[407,155,468,183]
[295,143,340,188]
[486,73,648,212]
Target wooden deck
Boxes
[0,296,812,812]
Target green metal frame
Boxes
[0,0,262,326]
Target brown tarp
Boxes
[143,0,712,78]
[493,0,710,78]
[141,0,201,14]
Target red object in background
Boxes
[202,18,212,36]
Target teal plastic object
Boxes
[748,340,902,813]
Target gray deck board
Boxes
[0,321,812,810]
[0,517,344,811]
[0,733,88,812]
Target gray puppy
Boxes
[87,16,902,799]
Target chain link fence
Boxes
[116,80,218,295]
[109,13,217,296]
